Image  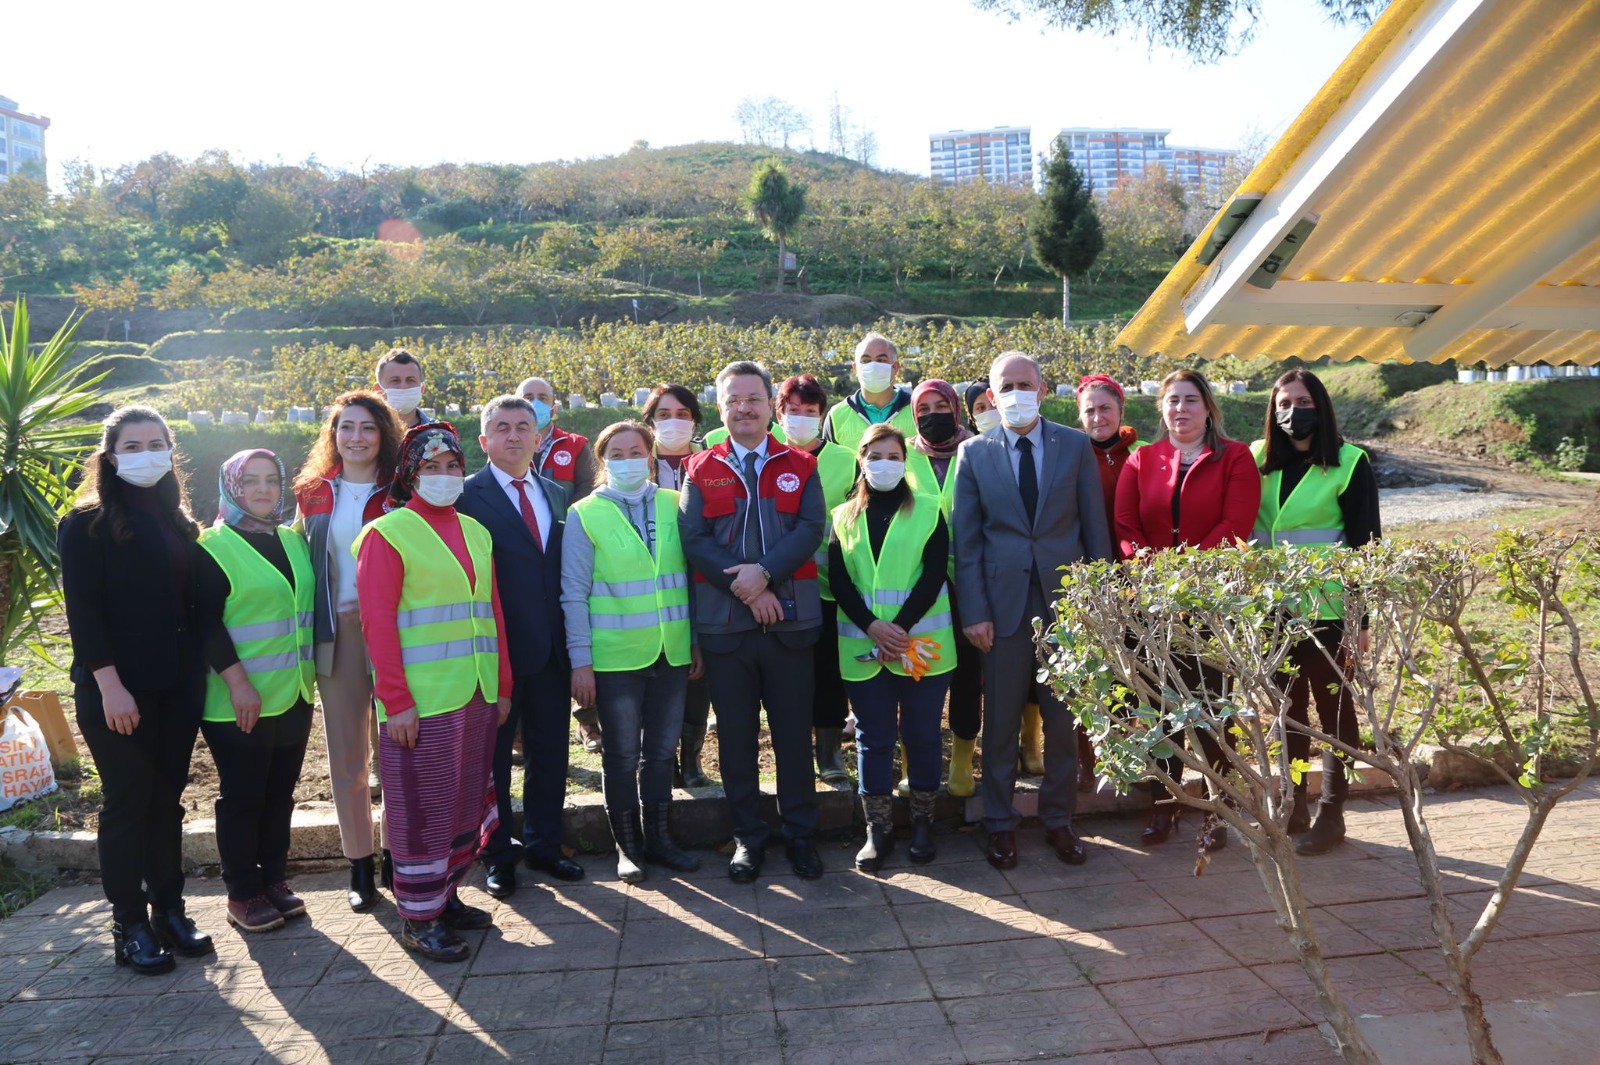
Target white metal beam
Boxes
[1179,0,1495,336]
[1403,187,1600,363]
[1211,280,1600,331]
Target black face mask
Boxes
[917,411,958,444]
[1276,406,1319,441]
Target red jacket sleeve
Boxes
[1115,448,1153,558]
[1192,443,1263,551]
[356,527,414,717]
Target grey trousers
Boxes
[980,583,1079,833]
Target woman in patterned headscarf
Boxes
[354,423,512,962]
[195,449,317,934]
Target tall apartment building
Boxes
[1055,127,1232,195]
[929,127,1032,186]
[0,96,50,183]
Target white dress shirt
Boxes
[1001,419,1047,489]
[489,461,553,550]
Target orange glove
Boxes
[899,636,942,681]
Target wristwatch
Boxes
[760,567,773,584]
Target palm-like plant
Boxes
[743,159,807,289]
[0,298,107,661]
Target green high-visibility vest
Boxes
[808,442,860,602]
[1250,439,1366,621]
[905,449,961,580]
[200,524,316,723]
[832,496,955,682]
[573,489,692,671]
[824,394,917,453]
[353,507,499,719]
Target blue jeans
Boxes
[846,669,951,796]
[596,657,690,810]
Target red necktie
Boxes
[512,479,543,550]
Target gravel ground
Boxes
[1379,483,1535,528]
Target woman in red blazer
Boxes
[1113,369,1262,850]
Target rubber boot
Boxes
[1297,752,1349,856]
[1141,781,1181,846]
[1076,727,1096,792]
[641,802,700,872]
[815,726,850,785]
[678,722,711,789]
[855,794,895,873]
[607,806,647,884]
[946,735,977,798]
[895,742,911,798]
[1288,779,1311,835]
[908,789,937,864]
[1019,703,1045,776]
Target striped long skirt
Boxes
[378,694,500,922]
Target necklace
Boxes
[1170,436,1205,463]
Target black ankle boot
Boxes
[148,906,214,957]
[908,789,937,864]
[112,920,175,975]
[381,849,394,891]
[349,855,378,912]
[642,802,700,872]
[1288,786,1311,834]
[678,723,711,789]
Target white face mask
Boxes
[973,409,1002,434]
[113,449,173,488]
[857,362,895,394]
[781,414,820,447]
[997,388,1040,429]
[862,459,906,492]
[384,386,423,415]
[653,420,694,450]
[606,457,650,494]
[414,474,462,507]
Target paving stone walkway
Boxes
[2,781,1597,1064]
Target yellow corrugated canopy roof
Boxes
[1117,0,1600,366]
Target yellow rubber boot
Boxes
[946,736,977,798]
[1020,703,1045,776]
[896,742,911,797]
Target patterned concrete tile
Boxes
[616,913,764,967]
[270,1038,436,1064]
[778,1000,965,1064]
[1100,967,1310,1047]
[604,1010,778,1064]
[754,871,886,916]
[1253,952,1457,1018]
[769,949,932,1010]
[894,896,1060,949]
[1141,869,1278,921]
[942,986,1143,1061]
[1062,920,1240,985]
[1149,1025,1343,1064]
[761,900,909,957]
[878,857,1020,904]
[434,1025,606,1063]
[609,958,770,1022]
[914,937,1088,999]
[622,875,760,923]
[467,919,621,975]
[1024,882,1188,933]
[1192,909,1383,967]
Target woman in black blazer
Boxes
[59,406,215,974]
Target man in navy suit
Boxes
[457,395,584,896]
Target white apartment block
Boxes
[929,127,1032,186]
[0,96,49,183]
[1056,127,1233,195]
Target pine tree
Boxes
[1028,143,1103,324]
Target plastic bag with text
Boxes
[0,707,58,812]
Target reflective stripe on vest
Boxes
[199,524,317,723]
[809,442,859,601]
[1250,440,1365,620]
[574,489,692,671]
[831,495,956,682]
[353,507,500,719]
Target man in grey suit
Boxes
[954,352,1113,869]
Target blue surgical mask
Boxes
[530,399,553,429]
[606,458,650,494]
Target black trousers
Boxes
[1151,654,1236,801]
[705,630,819,849]
[682,672,711,737]
[811,608,849,730]
[76,677,204,925]
[200,699,313,901]
[487,660,570,863]
[947,623,984,741]
[1284,622,1361,762]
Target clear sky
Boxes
[9,0,1369,185]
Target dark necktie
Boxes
[1017,436,1038,525]
[512,478,543,551]
[741,451,763,562]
